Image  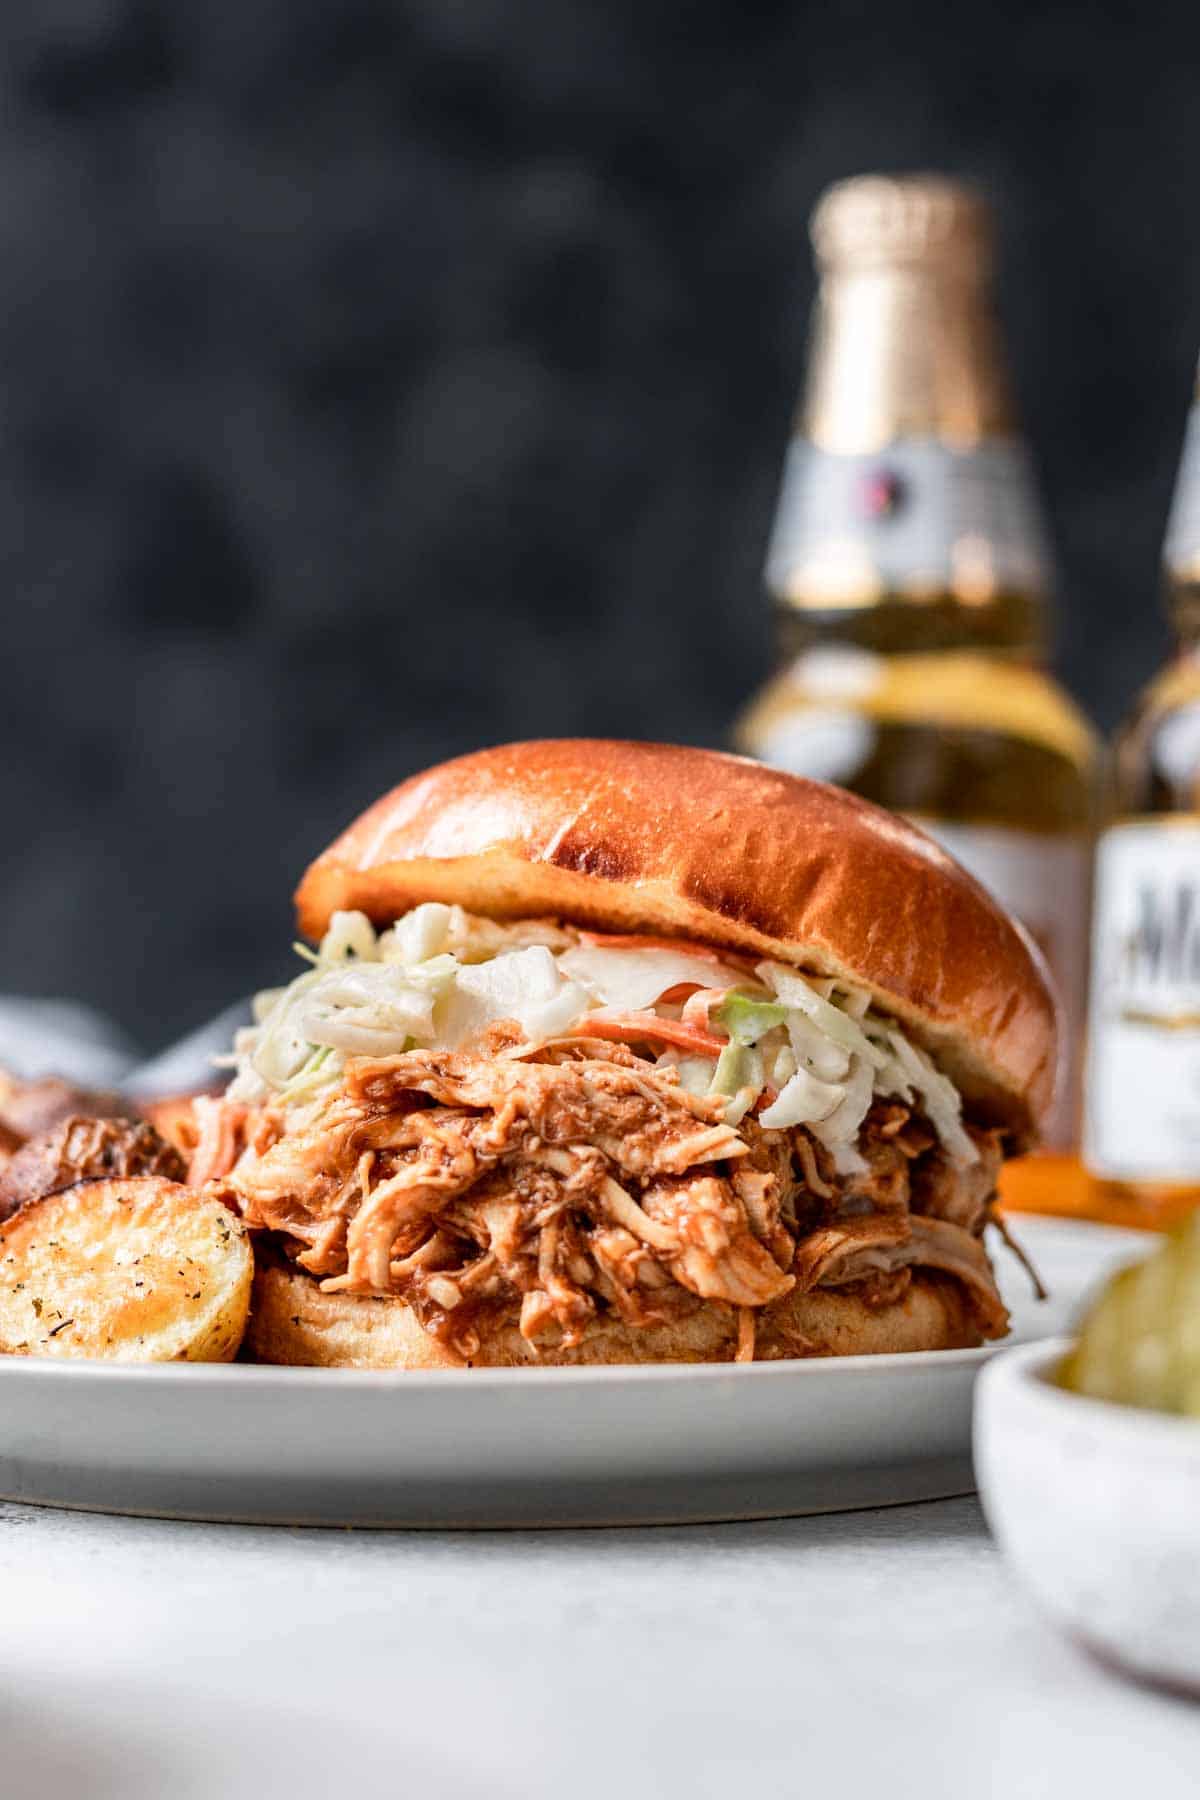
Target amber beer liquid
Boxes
[1081,372,1200,1227]
[734,176,1098,1196]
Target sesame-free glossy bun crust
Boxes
[295,740,1058,1142]
[247,1259,982,1368]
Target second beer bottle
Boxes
[735,174,1099,1172]
[1082,362,1200,1225]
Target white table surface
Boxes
[3,1496,1197,1799]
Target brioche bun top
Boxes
[294,739,1059,1144]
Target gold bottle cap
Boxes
[811,174,992,276]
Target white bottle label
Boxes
[1084,822,1200,1181]
[920,822,1089,1152]
[766,437,1051,602]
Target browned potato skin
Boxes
[0,1117,185,1225]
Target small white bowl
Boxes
[976,1337,1200,1694]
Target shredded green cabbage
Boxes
[714,994,788,1046]
[559,943,746,1012]
[709,1042,764,1125]
[758,962,888,1069]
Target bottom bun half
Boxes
[247,1259,982,1369]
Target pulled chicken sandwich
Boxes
[200,740,1057,1367]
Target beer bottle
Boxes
[1082,367,1200,1225]
[734,174,1099,1173]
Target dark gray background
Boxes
[2,0,1198,1047]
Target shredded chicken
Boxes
[189,1096,249,1187]
[910,1125,1004,1235]
[189,1098,282,1188]
[220,1031,1015,1359]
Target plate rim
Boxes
[0,1341,999,1390]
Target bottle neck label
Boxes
[1084,819,1200,1181]
[1165,403,1200,583]
[766,436,1051,608]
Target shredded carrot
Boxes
[579,1011,728,1057]
[657,982,704,1005]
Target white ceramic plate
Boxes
[0,1214,1153,1528]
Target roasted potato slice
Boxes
[0,1177,252,1361]
[0,1116,186,1224]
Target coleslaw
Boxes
[224,905,978,1171]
